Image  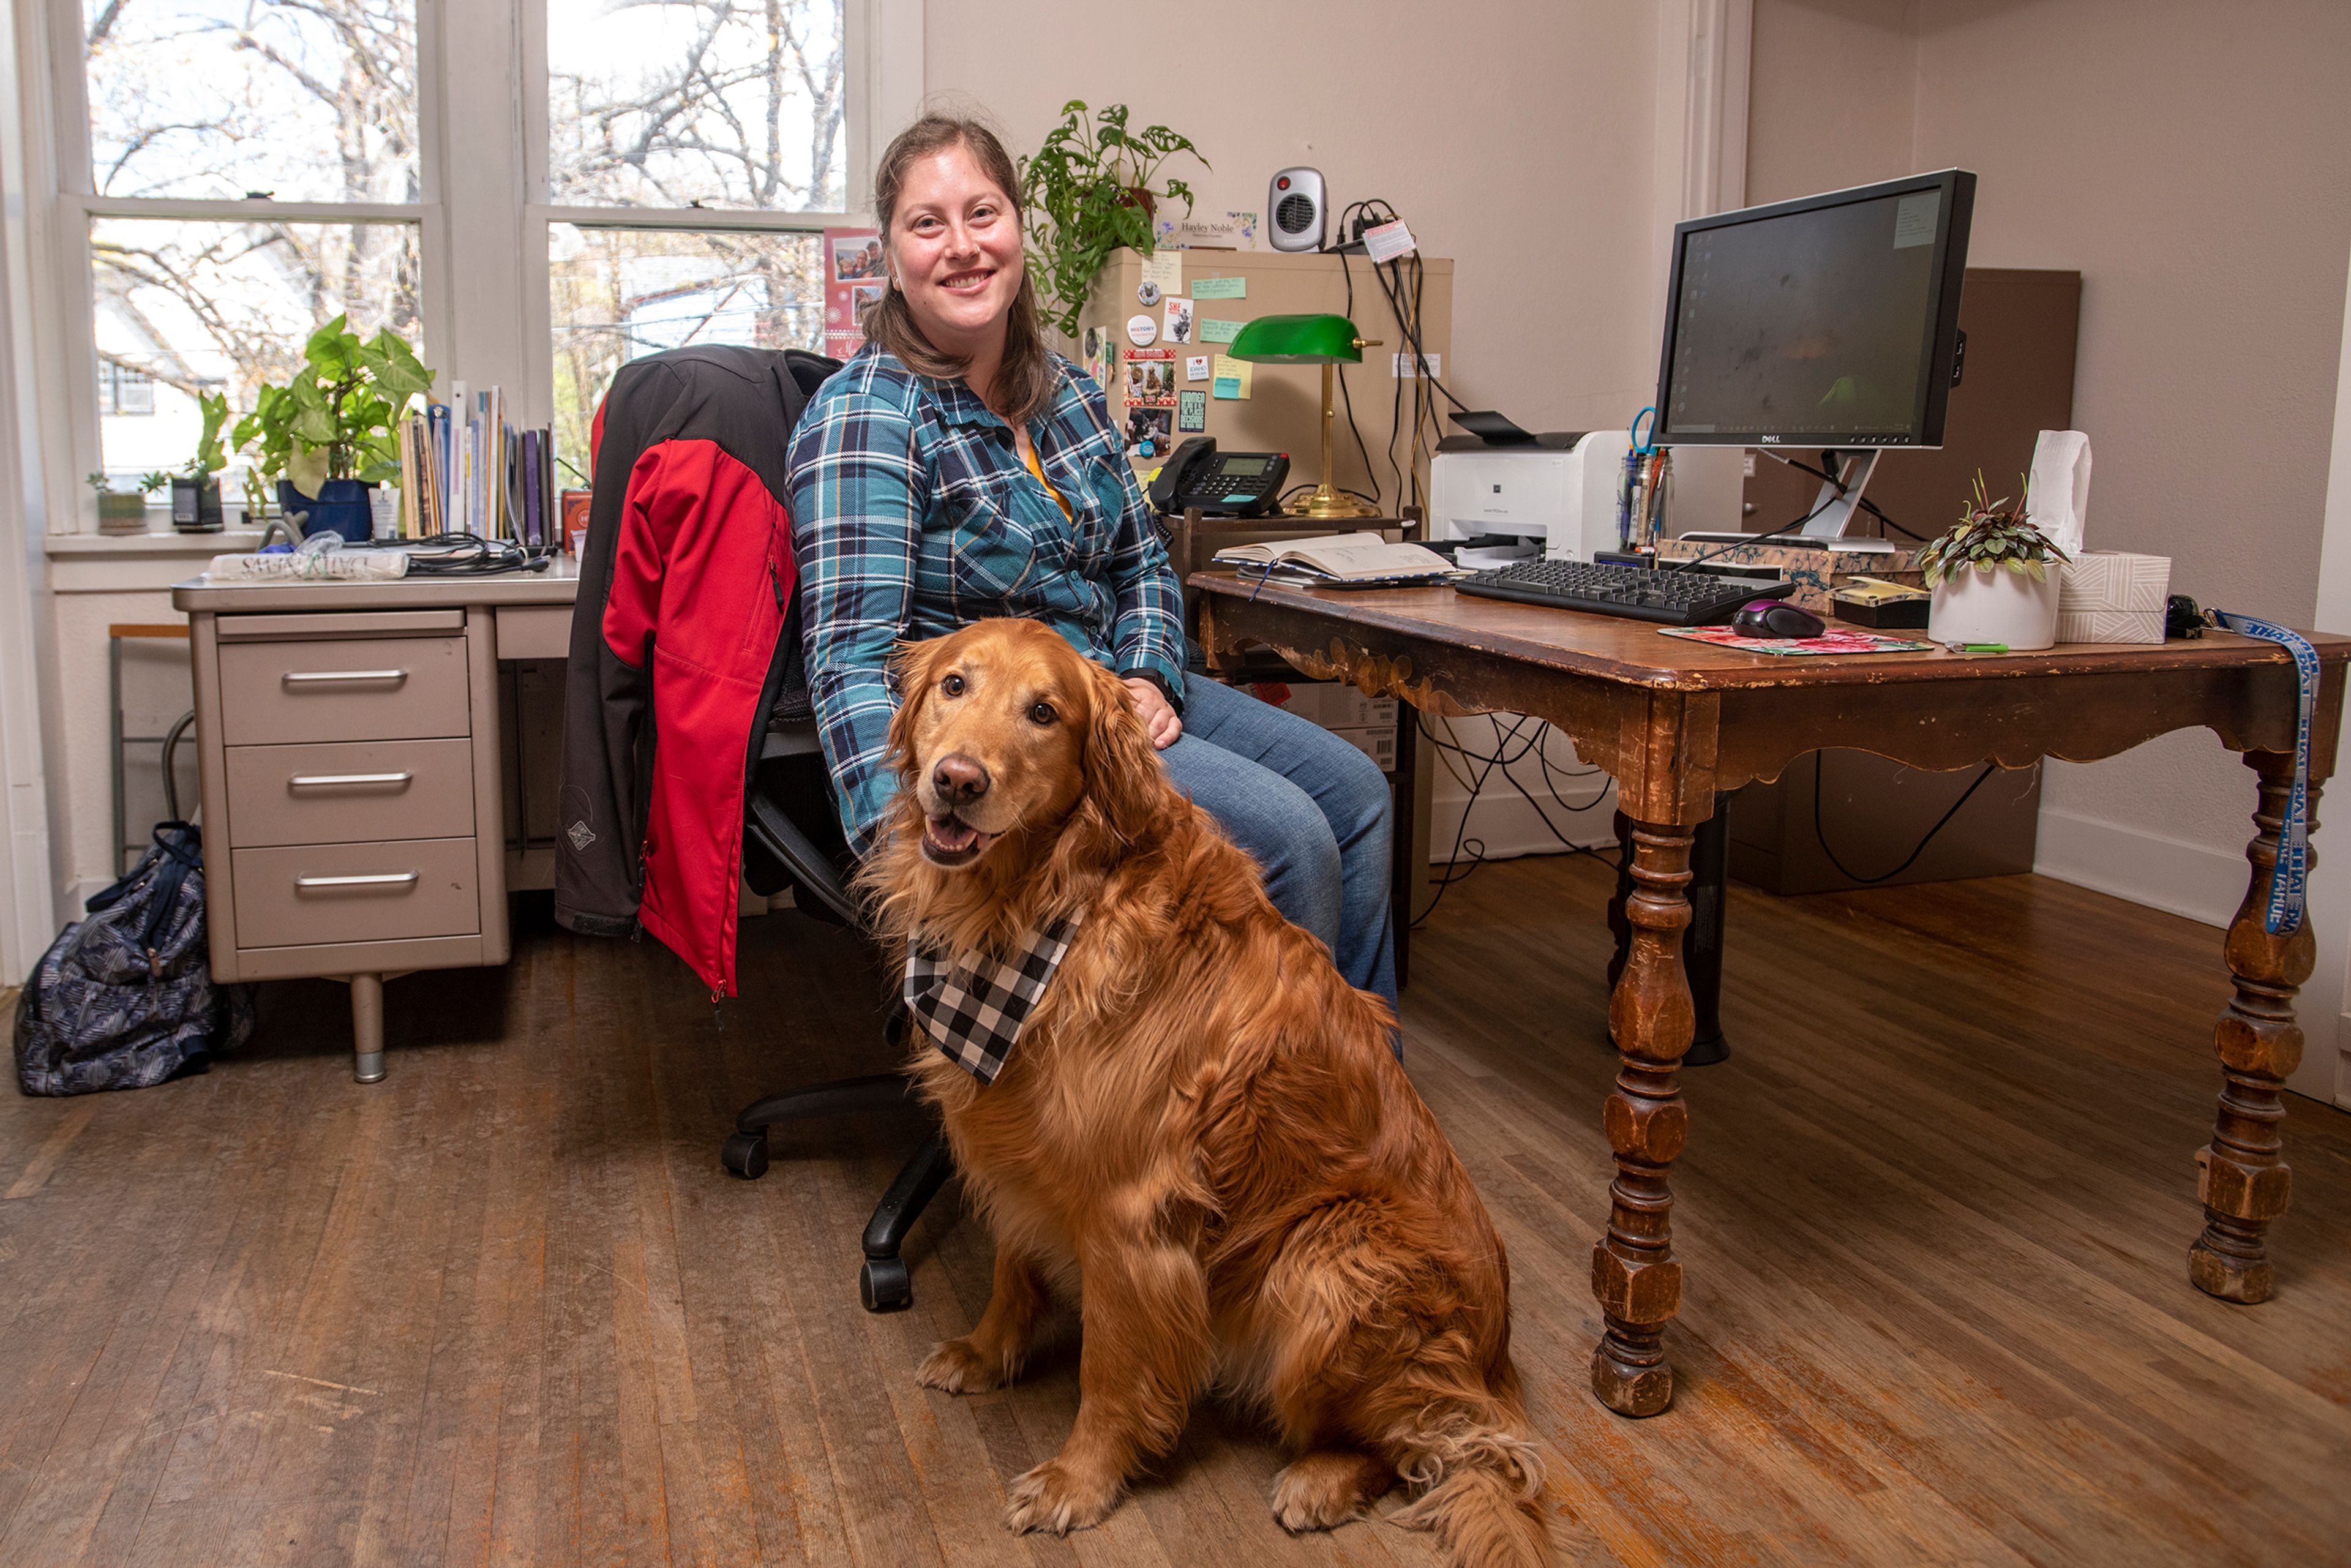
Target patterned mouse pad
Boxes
[1657,626,1935,657]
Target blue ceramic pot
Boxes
[278,478,375,544]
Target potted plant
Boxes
[232,316,433,542]
[1921,473,2072,650]
[88,471,146,533]
[170,390,230,533]
[1018,100,1207,339]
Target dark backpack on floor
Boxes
[12,822,254,1096]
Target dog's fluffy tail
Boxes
[1385,1406,1550,1567]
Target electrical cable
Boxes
[394,532,553,576]
[1810,752,1998,885]
[1332,244,1384,511]
[1765,452,1930,541]
[1411,713,1620,928]
[1663,490,1841,573]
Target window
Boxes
[73,0,423,488]
[26,0,912,530]
[542,0,846,468]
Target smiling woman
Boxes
[784,112,1401,1013]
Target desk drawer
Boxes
[225,738,474,848]
[231,838,480,949]
[219,636,469,746]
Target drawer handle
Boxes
[282,669,408,687]
[288,771,415,789]
[295,871,419,890]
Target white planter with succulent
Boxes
[1921,475,2072,650]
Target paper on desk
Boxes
[2025,430,2091,557]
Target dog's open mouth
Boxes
[921,812,999,868]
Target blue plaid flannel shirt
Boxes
[786,344,1187,854]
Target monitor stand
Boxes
[1798,448,1881,541]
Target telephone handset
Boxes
[1146,437,1291,519]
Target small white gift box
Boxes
[2057,551,2170,644]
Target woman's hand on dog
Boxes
[1123,677,1183,749]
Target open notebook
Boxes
[1211,531,1457,585]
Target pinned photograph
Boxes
[846,282,883,326]
[1125,354,1176,405]
[1163,297,1194,345]
[831,234,886,282]
[1123,405,1174,460]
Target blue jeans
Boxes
[1160,673,1398,1011]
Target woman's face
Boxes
[888,143,1024,356]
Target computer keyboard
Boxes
[1452,558,1795,625]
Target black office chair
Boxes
[568,343,952,1315]
[727,611,953,1312]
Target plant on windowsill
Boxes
[1921,471,2072,650]
[88,470,146,534]
[171,390,231,533]
[1018,100,1207,339]
[233,316,433,543]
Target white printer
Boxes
[1429,431,1630,561]
[1430,429,1747,560]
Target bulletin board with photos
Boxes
[1076,246,1453,512]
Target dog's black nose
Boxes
[932,752,989,802]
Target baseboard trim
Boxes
[2032,805,2241,929]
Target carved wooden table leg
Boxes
[2191,752,2322,1303]
[1591,817,1697,1416]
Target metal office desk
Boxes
[1190,569,2349,1418]
[173,566,579,1082]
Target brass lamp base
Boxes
[1289,482,1381,519]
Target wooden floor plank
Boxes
[4,866,2349,1566]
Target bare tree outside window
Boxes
[82,0,421,476]
[547,0,846,212]
[545,0,845,460]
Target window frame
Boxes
[14,0,918,535]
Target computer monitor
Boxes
[1655,169,1976,539]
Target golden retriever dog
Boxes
[858,618,1548,1567]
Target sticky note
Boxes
[1199,318,1243,344]
[1210,355,1251,399]
[1192,276,1246,300]
[1139,250,1183,297]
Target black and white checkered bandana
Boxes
[903,913,1085,1084]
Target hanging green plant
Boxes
[1017,101,1207,339]
[1918,471,2071,587]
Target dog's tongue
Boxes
[927,816,980,853]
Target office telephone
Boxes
[1147,438,1291,519]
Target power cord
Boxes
[397,532,553,576]
[1764,451,1931,541]
[1412,713,1619,928]
[1810,752,1998,884]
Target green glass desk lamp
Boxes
[1227,313,1382,519]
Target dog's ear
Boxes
[884,636,948,779]
[1079,661,1174,850]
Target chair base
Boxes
[724,1072,954,1313]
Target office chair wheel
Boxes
[721,1131,770,1180]
[860,1256,913,1313]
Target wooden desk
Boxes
[173,566,579,1081]
[1191,570,2349,1417]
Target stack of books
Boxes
[392,384,560,545]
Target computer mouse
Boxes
[1730,599,1826,640]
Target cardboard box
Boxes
[1654,539,1922,613]
[1249,680,1397,730]
[2058,550,2170,644]
[1326,723,1397,773]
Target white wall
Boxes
[1750,0,2351,1102]
[925,0,1676,435]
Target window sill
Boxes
[43,530,264,594]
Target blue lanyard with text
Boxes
[2213,610,2317,936]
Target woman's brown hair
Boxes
[862,114,1057,426]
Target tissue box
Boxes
[2057,551,2170,643]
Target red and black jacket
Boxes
[556,345,837,995]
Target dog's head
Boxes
[883,618,1169,877]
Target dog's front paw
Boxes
[1004,1457,1122,1535]
[917,1337,1009,1395]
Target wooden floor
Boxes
[2,858,2347,1567]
